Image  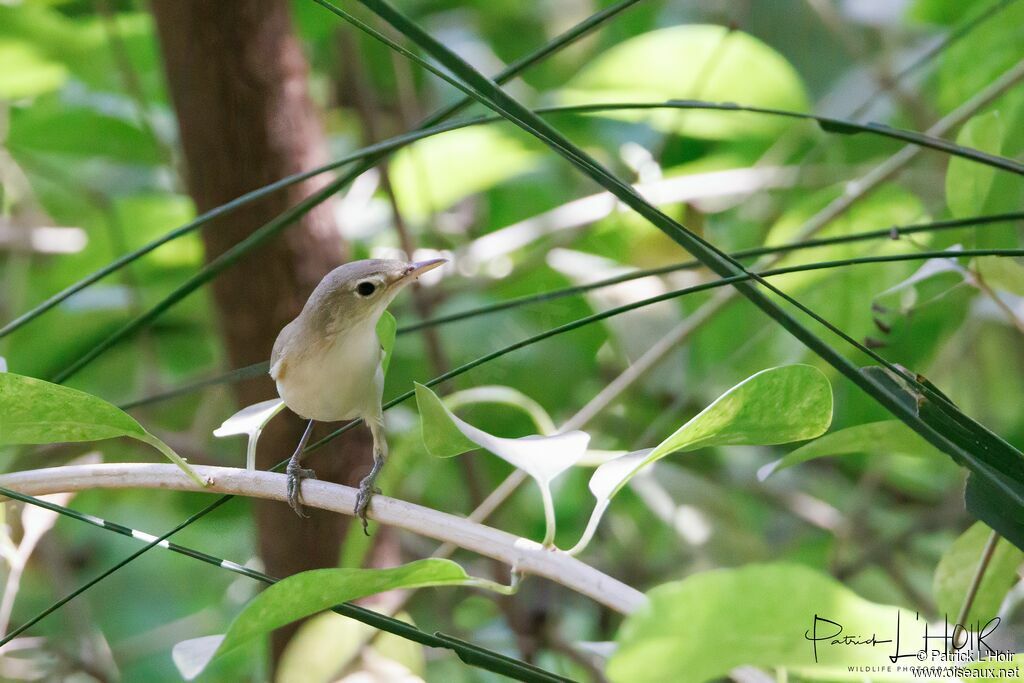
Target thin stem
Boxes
[955,530,1002,633]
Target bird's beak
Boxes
[398,258,447,285]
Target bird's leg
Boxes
[286,419,317,518]
[354,415,388,535]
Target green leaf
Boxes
[608,563,903,683]
[934,522,1023,625]
[389,126,541,219]
[415,382,589,545]
[276,611,424,683]
[0,372,207,486]
[376,310,397,377]
[0,39,68,98]
[415,382,589,482]
[562,25,808,139]
[571,365,831,554]
[759,420,942,480]
[172,559,496,680]
[946,110,1005,218]
[974,255,1024,296]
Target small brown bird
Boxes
[270,258,447,531]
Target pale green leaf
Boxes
[934,522,1023,626]
[173,559,492,680]
[0,39,68,99]
[0,372,206,485]
[759,420,943,480]
[572,365,831,554]
[389,126,540,218]
[562,25,807,139]
[946,110,1005,218]
[609,563,904,683]
[277,611,424,683]
[974,256,1024,297]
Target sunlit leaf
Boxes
[974,256,1024,297]
[758,420,943,480]
[0,39,67,98]
[172,559,499,680]
[934,522,1023,625]
[212,398,286,471]
[608,563,904,683]
[562,25,807,139]
[946,110,1005,218]
[0,372,207,486]
[572,365,831,554]
[389,126,541,219]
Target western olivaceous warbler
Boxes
[270,257,447,532]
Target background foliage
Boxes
[0,0,1023,680]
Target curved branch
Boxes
[0,463,645,615]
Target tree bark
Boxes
[150,0,377,663]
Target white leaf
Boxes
[213,399,286,470]
[0,356,6,373]
[448,412,590,488]
[173,635,225,680]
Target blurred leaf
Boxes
[0,372,206,485]
[608,563,904,683]
[0,39,68,98]
[934,522,1023,625]
[172,559,492,680]
[377,310,397,377]
[572,365,832,554]
[759,420,943,480]
[974,255,1024,296]
[9,100,164,164]
[389,126,541,218]
[562,25,808,139]
[213,398,286,471]
[946,110,1005,218]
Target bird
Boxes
[269,257,447,532]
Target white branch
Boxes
[0,463,646,615]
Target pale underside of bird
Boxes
[269,257,447,532]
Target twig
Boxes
[0,464,645,615]
[956,530,1002,630]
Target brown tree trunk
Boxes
[150,0,378,663]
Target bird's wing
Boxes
[269,322,293,381]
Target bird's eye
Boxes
[356,281,377,297]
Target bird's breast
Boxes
[275,326,382,422]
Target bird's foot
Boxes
[286,462,317,518]
[354,476,382,536]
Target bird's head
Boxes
[303,258,447,336]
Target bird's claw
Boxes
[354,478,381,536]
[286,463,317,518]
